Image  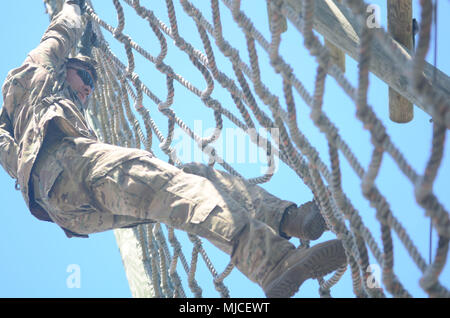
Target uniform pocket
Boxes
[34,156,64,200]
[0,133,19,179]
[165,172,220,225]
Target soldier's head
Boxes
[65,55,98,104]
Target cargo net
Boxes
[44,0,449,297]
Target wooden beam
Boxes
[283,0,450,128]
[387,0,414,123]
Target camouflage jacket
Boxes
[0,3,97,225]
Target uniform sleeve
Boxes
[26,2,84,72]
[0,108,19,180]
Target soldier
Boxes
[0,0,346,297]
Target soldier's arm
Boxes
[0,108,18,180]
[26,1,85,72]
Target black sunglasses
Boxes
[69,67,95,90]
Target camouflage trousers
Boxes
[31,135,296,285]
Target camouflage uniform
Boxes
[0,2,298,286]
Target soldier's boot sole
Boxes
[281,201,327,241]
[263,239,346,298]
[301,203,327,240]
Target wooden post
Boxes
[325,0,346,72]
[325,39,346,72]
[114,228,158,297]
[387,0,414,123]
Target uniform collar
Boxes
[64,82,87,112]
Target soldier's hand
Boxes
[79,20,99,57]
[66,0,87,15]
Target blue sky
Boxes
[0,0,449,298]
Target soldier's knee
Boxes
[89,162,158,218]
[181,162,214,179]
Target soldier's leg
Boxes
[89,156,296,284]
[180,162,327,240]
[35,138,345,296]
[88,155,346,298]
[33,139,296,284]
[180,162,293,236]
[31,139,152,235]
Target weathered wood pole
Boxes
[387,0,414,123]
[325,0,346,72]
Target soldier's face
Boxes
[66,67,94,104]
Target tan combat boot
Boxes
[262,239,346,298]
[280,201,327,240]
